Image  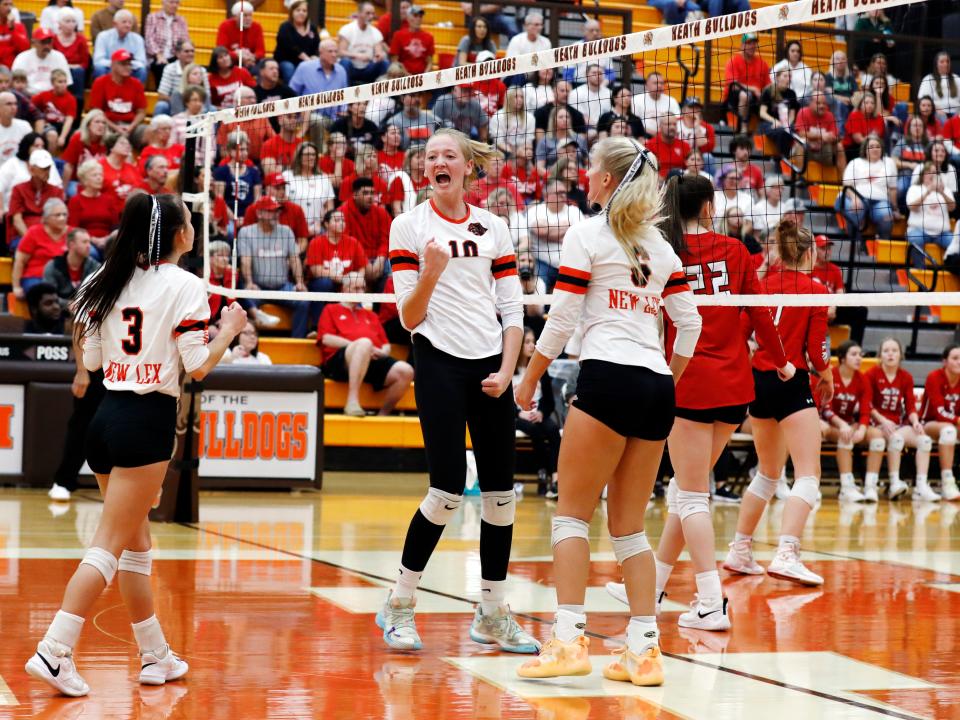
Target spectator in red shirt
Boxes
[69,159,122,258]
[215,85,275,163]
[318,272,414,416]
[0,0,29,70]
[53,6,90,114]
[62,109,108,185]
[843,90,885,156]
[31,68,77,150]
[242,173,309,252]
[721,134,764,191]
[305,205,367,326]
[342,176,391,285]
[217,1,265,73]
[320,131,355,197]
[88,48,147,145]
[793,90,846,174]
[645,114,689,177]
[377,0,409,44]
[724,33,770,131]
[12,196,69,298]
[378,123,405,174]
[676,96,715,173]
[99,131,140,200]
[389,5,434,76]
[138,155,172,195]
[339,144,403,216]
[260,111,304,175]
[812,233,866,343]
[207,44,255,109]
[8,149,64,246]
[137,114,185,178]
[207,239,237,321]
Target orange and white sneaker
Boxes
[516,636,591,678]
[602,645,664,687]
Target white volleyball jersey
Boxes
[390,199,523,359]
[536,215,702,373]
[83,263,211,397]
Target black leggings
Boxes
[413,335,516,494]
[516,415,560,475]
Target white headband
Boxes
[148,196,162,270]
[604,140,656,222]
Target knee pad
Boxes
[666,477,679,516]
[80,547,118,585]
[790,475,820,509]
[917,434,933,453]
[746,472,779,502]
[676,489,710,521]
[888,434,906,453]
[939,426,958,447]
[118,549,152,576]
[869,437,887,453]
[480,491,515,527]
[836,439,854,450]
[419,487,462,526]
[551,516,589,548]
[610,531,651,565]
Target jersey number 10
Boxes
[448,240,479,258]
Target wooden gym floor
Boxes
[0,473,958,719]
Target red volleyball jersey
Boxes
[665,232,786,409]
[866,366,916,425]
[749,270,829,374]
[921,368,960,423]
[819,366,871,425]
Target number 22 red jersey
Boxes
[865,365,916,425]
[665,231,787,409]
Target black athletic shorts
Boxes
[749,368,815,422]
[85,390,177,474]
[323,347,397,391]
[675,403,750,426]
[573,360,675,440]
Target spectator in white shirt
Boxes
[917,52,960,118]
[505,11,549,85]
[11,28,73,96]
[523,178,583,290]
[563,19,617,86]
[489,86,535,157]
[568,64,610,138]
[40,0,84,34]
[337,1,388,85]
[906,161,956,264]
[0,91,31,163]
[770,40,813,101]
[752,174,785,237]
[835,133,898,239]
[713,165,755,227]
[632,71,680,137]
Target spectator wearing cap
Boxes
[43,227,100,309]
[597,85,644,140]
[631,71,680,138]
[213,129,262,219]
[217,1,265,73]
[389,5,433,76]
[534,79,586,142]
[215,84,276,164]
[721,134,764,191]
[68,159,121,256]
[289,38,347,123]
[342,176,391,285]
[243,173,309,254]
[712,165,755,228]
[337,1,389,86]
[386,92,438,149]
[648,0,702,25]
[238,194,310,336]
[90,0,139,43]
[569,64,611,137]
[260,111,305,173]
[676,96,715,175]
[8,149,64,246]
[11,27,73,96]
[144,0,190,86]
[88,48,147,143]
[645,114,690,178]
[32,68,77,150]
[274,0,320,84]
[563,19,618,86]
[0,0,29,70]
[0,91,31,164]
[12,196,69,297]
[93,9,148,84]
[724,33,769,131]
[793,89,845,174]
[751,173,785,237]
[433,83,489,141]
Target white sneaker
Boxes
[604,582,666,615]
[252,308,281,327]
[48,483,71,501]
[25,638,89,697]
[722,538,765,576]
[513,482,524,497]
[888,478,909,500]
[766,541,823,586]
[139,645,188,685]
[469,604,540,653]
[678,596,730,631]
[942,477,960,501]
[375,593,422,650]
[863,478,879,503]
[912,482,941,503]
[838,482,866,503]
[775,474,790,500]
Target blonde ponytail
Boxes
[594,137,664,282]
[430,128,498,189]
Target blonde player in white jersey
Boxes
[24,193,247,696]
[376,128,539,655]
[515,138,702,686]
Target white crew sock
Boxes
[393,565,422,601]
[131,615,167,656]
[916,473,928,486]
[694,570,722,608]
[865,472,879,486]
[46,610,84,650]
[654,559,673,597]
[734,531,752,543]
[480,578,506,614]
[889,472,900,484]
[626,616,659,654]
[778,534,800,548]
[942,469,955,482]
[839,472,856,486]
[554,608,587,642]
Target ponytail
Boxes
[658,174,714,254]
[775,217,814,268]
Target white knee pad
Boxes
[480,491,515,527]
[552,516,590,548]
[676,489,710,521]
[939,426,958,447]
[790,475,820,509]
[610,531,651,565]
[80,547,119,585]
[869,437,887,452]
[836,439,854,450]
[746,472,779,502]
[917,434,933,453]
[666,477,679,516]
[888,434,906,453]
[119,549,152,576]
[419,487,462,526]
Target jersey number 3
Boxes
[121,307,143,355]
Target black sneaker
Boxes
[713,485,741,504]
[537,469,549,496]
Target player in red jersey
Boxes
[604,175,792,630]
[818,341,885,502]
[865,338,938,501]
[921,344,960,501]
[723,219,833,586]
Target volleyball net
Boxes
[184,0,959,319]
